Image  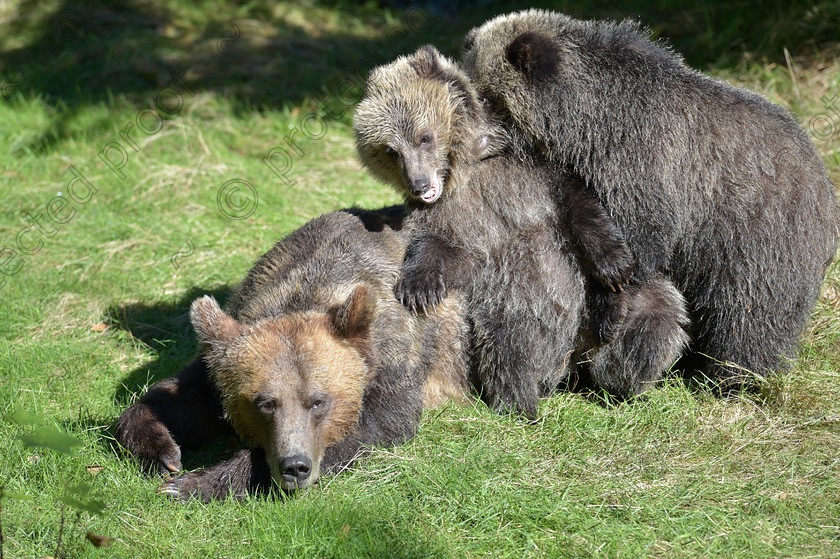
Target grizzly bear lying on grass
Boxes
[116,206,470,501]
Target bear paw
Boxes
[158,475,197,501]
[589,288,629,346]
[590,246,635,293]
[395,268,447,314]
[116,406,183,475]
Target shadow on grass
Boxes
[102,284,237,471]
[1,0,472,154]
[105,284,233,405]
[3,0,838,153]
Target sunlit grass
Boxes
[1,1,838,557]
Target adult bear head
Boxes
[189,286,376,493]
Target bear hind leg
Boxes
[587,277,690,399]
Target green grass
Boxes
[1,1,839,557]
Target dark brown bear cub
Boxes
[462,10,839,388]
[116,207,469,500]
[355,46,689,413]
[355,45,634,346]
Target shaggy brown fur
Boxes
[462,10,839,388]
[116,207,469,500]
[355,45,635,345]
[355,46,688,413]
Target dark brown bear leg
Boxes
[115,358,231,474]
[586,277,689,398]
[396,234,477,314]
[470,228,584,419]
[159,448,272,502]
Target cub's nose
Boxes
[280,454,312,484]
[411,176,430,196]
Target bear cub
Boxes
[355,44,636,346]
[355,46,689,412]
[462,10,839,387]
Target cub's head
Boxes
[190,286,376,493]
[461,11,575,150]
[354,45,500,206]
[462,10,570,91]
[463,10,660,154]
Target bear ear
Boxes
[505,31,560,82]
[190,296,241,351]
[411,44,443,76]
[462,28,477,53]
[417,44,441,62]
[473,123,503,158]
[330,285,376,339]
[329,285,376,360]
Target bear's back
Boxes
[228,206,408,324]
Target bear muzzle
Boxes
[411,175,431,196]
[279,453,312,488]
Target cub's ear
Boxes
[329,285,376,360]
[473,124,503,158]
[190,296,241,356]
[411,44,444,75]
[462,28,477,53]
[505,31,560,82]
[417,44,442,61]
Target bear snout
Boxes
[411,175,431,196]
[279,454,312,486]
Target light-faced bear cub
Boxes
[354,46,689,413]
[461,10,839,389]
[116,207,470,501]
[355,45,635,346]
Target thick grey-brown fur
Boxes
[462,10,839,386]
[115,206,470,500]
[355,45,635,344]
[354,46,689,414]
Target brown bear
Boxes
[354,46,690,412]
[354,45,635,346]
[115,206,470,500]
[461,10,839,388]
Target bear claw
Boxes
[395,271,447,314]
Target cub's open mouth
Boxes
[419,173,444,204]
[420,182,441,203]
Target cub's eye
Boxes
[383,145,397,157]
[310,399,323,409]
[419,134,432,146]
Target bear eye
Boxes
[419,134,432,146]
[255,397,276,413]
[308,395,329,412]
[383,145,397,157]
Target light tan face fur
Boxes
[190,295,370,493]
[355,64,455,204]
[354,46,497,205]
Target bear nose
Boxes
[280,454,311,484]
[411,176,430,196]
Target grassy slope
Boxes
[1,0,838,557]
